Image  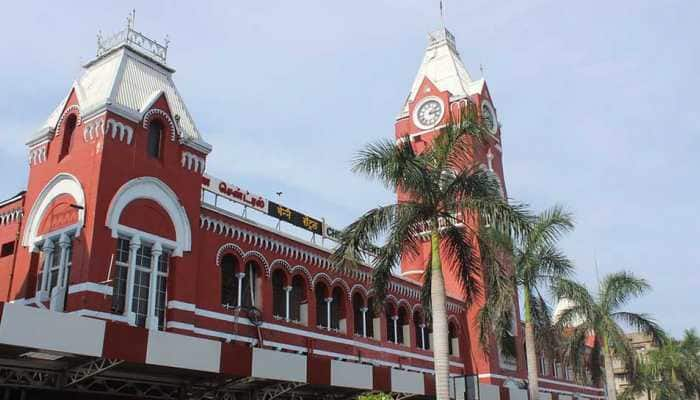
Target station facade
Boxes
[0,18,604,400]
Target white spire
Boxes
[399,28,484,117]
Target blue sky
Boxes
[0,1,697,337]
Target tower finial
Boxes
[480,64,485,78]
[439,0,446,29]
[127,9,135,30]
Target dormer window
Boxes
[59,114,77,160]
[147,121,163,159]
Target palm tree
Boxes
[332,106,531,400]
[621,329,700,400]
[554,272,664,400]
[478,206,575,400]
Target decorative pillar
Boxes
[38,239,54,301]
[325,297,333,330]
[57,233,71,288]
[146,242,162,330]
[420,324,427,350]
[360,307,368,338]
[50,233,72,312]
[283,285,293,321]
[392,315,399,344]
[235,272,246,307]
[124,236,141,325]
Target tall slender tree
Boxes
[332,107,531,400]
[478,206,575,400]
[554,272,665,400]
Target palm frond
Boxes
[612,311,665,345]
[441,224,480,304]
[600,271,651,313]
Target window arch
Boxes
[414,309,430,350]
[385,303,397,344]
[330,286,346,332]
[220,254,239,307]
[448,321,459,356]
[366,297,378,340]
[147,120,163,159]
[59,114,77,160]
[352,292,365,336]
[290,275,307,325]
[241,261,260,309]
[314,281,329,329]
[397,306,409,346]
[272,269,287,318]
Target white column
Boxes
[325,297,333,330]
[57,233,71,287]
[420,324,427,350]
[360,307,368,337]
[38,240,54,301]
[235,272,246,307]
[50,233,71,312]
[146,242,162,330]
[124,236,141,325]
[392,315,399,344]
[284,286,293,322]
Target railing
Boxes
[97,22,168,64]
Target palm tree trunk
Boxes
[603,338,618,400]
[523,291,540,400]
[430,230,450,400]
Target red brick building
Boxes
[0,19,604,400]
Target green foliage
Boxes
[477,206,574,355]
[332,104,531,311]
[621,329,700,400]
[553,272,665,388]
[357,393,393,400]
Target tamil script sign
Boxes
[203,175,269,213]
[203,175,337,238]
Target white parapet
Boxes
[0,303,105,357]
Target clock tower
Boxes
[394,28,524,379]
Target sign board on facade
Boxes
[202,175,338,238]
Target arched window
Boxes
[315,282,329,329]
[272,269,287,319]
[366,297,377,339]
[352,293,365,336]
[385,303,397,344]
[59,114,77,160]
[241,261,259,309]
[330,286,345,332]
[414,310,427,350]
[147,121,163,159]
[111,237,171,330]
[290,275,307,324]
[220,255,238,307]
[397,306,409,346]
[448,322,459,356]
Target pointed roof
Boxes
[399,28,484,117]
[30,25,211,153]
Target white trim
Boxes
[476,373,604,393]
[68,282,113,296]
[105,177,191,256]
[167,301,464,369]
[22,173,85,251]
[167,300,196,312]
[114,225,179,250]
[169,319,438,375]
[70,309,130,323]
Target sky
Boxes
[0,1,697,337]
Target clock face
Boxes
[414,98,444,129]
[482,103,497,133]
